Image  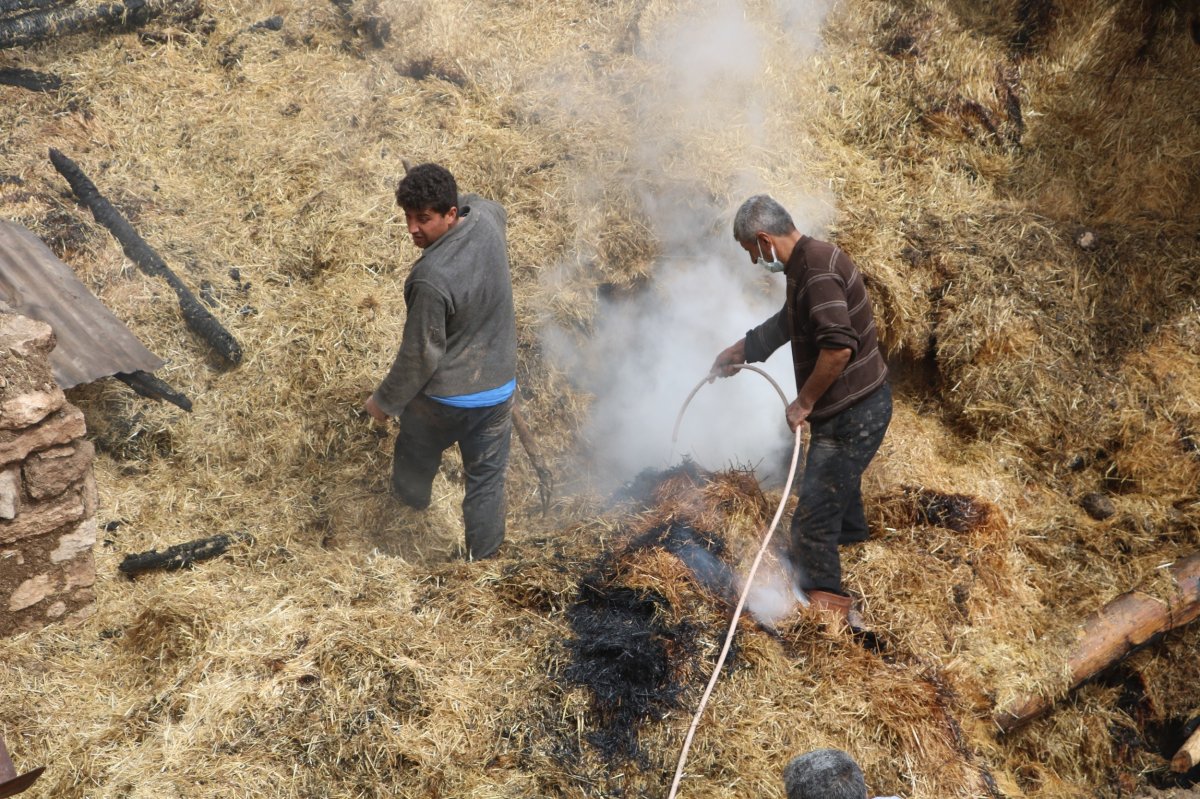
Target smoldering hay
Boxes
[538,0,839,491]
[542,253,800,489]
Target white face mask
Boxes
[755,238,786,273]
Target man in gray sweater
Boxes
[364,163,518,560]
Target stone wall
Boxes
[0,313,96,637]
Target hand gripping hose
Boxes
[666,364,806,799]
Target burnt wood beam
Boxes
[49,148,242,368]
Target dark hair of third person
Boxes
[395,163,458,214]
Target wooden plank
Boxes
[995,552,1200,734]
[1173,726,1200,773]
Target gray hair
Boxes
[732,194,796,243]
[783,749,867,799]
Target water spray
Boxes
[666,364,807,799]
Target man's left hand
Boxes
[786,398,811,432]
[364,395,390,424]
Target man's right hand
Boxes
[364,395,390,424]
[709,338,747,382]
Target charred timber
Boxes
[995,552,1200,734]
[115,370,193,412]
[119,532,252,577]
[1173,726,1200,773]
[0,0,72,18]
[48,148,242,367]
[0,0,199,49]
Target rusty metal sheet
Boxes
[0,734,43,798]
[0,220,164,389]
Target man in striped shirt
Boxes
[711,195,892,628]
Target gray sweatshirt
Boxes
[372,194,517,417]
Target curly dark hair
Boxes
[395,163,458,213]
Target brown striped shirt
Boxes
[744,236,887,421]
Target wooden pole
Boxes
[0,0,72,18]
[0,0,198,49]
[115,370,193,412]
[1173,726,1200,773]
[118,532,252,577]
[511,404,553,514]
[995,552,1200,734]
[48,148,242,368]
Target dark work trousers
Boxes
[392,394,513,560]
[790,382,892,594]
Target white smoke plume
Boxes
[541,0,837,491]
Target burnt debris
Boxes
[883,482,1003,532]
[119,532,253,577]
[612,458,709,509]
[563,521,738,762]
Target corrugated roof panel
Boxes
[0,220,164,389]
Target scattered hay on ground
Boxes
[0,0,1198,797]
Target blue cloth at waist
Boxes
[427,378,516,408]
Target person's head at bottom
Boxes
[783,749,867,799]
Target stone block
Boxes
[0,314,55,360]
[51,517,97,563]
[0,487,84,545]
[0,531,96,636]
[64,551,96,589]
[9,572,53,611]
[24,440,94,500]
[0,388,65,431]
[0,467,19,519]
[0,405,86,466]
[67,600,96,625]
[0,315,96,638]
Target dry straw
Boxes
[0,0,1198,797]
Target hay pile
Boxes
[0,0,1198,797]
